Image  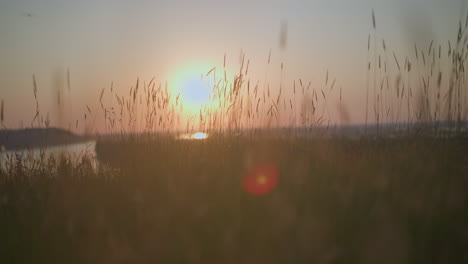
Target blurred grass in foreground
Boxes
[1,134,468,263]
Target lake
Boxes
[0,141,97,166]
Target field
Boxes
[0,133,467,263]
[1,10,468,264]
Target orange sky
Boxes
[0,0,465,133]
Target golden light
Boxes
[191,132,208,140]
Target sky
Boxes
[0,0,466,132]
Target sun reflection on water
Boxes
[191,132,208,140]
[177,132,209,140]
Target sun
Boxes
[169,63,215,113]
[180,76,211,108]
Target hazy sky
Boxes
[0,0,465,131]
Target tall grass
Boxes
[366,11,468,135]
[2,135,468,263]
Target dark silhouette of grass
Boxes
[1,135,468,263]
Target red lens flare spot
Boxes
[243,163,279,196]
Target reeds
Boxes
[364,11,468,136]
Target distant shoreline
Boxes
[2,122,467,152]
[0,128,95,151]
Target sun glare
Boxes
[181,77,210,106]
[168,61,234,129]
[177,132,209,140]
[170,64,215,113]
[191,132,208,140]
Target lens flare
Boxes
[243,163,279,196]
